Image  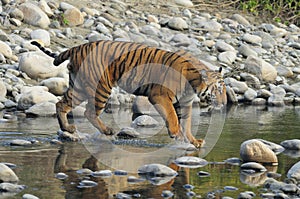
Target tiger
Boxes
[31,40,227,148]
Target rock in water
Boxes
[287,161,300,180]
[0,163,19,182]
[240,139,278,164]
[138,164,177,177]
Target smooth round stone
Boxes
[240,162,267,173]
[174,156,208,168]
[280,139,300,150]
[198,171,211,177]
[186,191,196,197]
[131,115,159,127]
[10,139,32,146]
[55,172,68,180]
[22,194,39,199]
[77,180,98,188]
[117,127,140,139]
[224,186,238,191]
[127,176,145,183]
[76,168,93,175]
[224,157,241,165]
[161,190,173,198]
[92,170,112,178]
[183,184,194,190]
[114,170,128,176]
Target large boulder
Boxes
[40,77,68,96]
[245,55,277,83]
[63,7,84,26]
[18,52,67,80]
[240,139,278,164]
[287,161,300,180]
[18,2,50,28]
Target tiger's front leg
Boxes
[175,105,205,148]
[56,99,76,133]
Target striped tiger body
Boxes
[31,40,227,148]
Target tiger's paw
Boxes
[61,124,76,133]
[103,127,115,135]
[191,139,205,148]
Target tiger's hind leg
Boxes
[56,89,85,133]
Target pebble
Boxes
[55,172,68,180]
[0,182,26,193]
[198,171,211,177]
[280,139,300,150]
[127,176,145,184]
[131,115,159,127]
[0,163,19,182]
[91,170,112,178]
[10,139,32,146]
[174,156,208,168]
[77,180,98,188]
[161,190,173,198]
[114,170,128,176]
[76,168,93,175]
[240,162,267,173]
[22,194,39,199]
[117,127,140,139]
[138,163,177,177]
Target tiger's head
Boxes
[198,67,227,109]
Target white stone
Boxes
[175,0,193,7]
[25,102,56,116]
[19,2,50,28]
[0,41,13,58]
[0,163,19,182]
[30,29,51,46]
[168,17,188,30]
[40,77,68,95]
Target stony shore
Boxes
[0,0,300,198]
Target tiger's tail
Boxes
[30,41,70,66]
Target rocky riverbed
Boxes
[0,0,300,198]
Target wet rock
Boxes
[25,102,56,116]
[77,180,98,188]
[131,115,159,127]
[174,156,208,168]
[240,162,267,173]
[92,170,112,178]
[0,163,19,182]
[244,88,257,101]
[197,171,211,177]
[245,55,277,82]
[0,182,26,193]
[22,194,39,199]
[161,190,173,198]
[40,77,68,96]
[18,2,50,28]
[287,161,300,180]
[115,193,132,199]
[138,163,177,177]
[268,84,286,106]
[57,130,85,142]
[127,176,145,183]
[237,191,255,199]
[168,17,188,30]
[280,139,300,150]
[76,168,93,175]
[183,184,194,190]
[226,86,238,103]
[10,139,32,146]
[224,186,238,191]
[114,170,128,176]
[55,172,68,180]
[117,127,140,139]
[63,7,84,26]
[257,139,285,154]
[240,139,278,164]
[224,157,241,166]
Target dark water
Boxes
[0,105,299,199]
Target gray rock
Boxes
[0,41,13,59]
[140,25,160,36]
[138,163,177,177]
[276,65,293,77]
[76,168,93,175]
[225,78,248,94]
[0,183,26,193]
[8,8,24,20]
[240,73,260,89]
[161,190,174,198]
[237,192,254,199]
[198,171,211,177]
[19,52,68,80]
[215,40,235,52]
[25,102,56,116]
[131,115,159,127]
[242,33,262,45]
[17,89,58,110]
[218,51,236,64]
[226,86,238,103]
[171,33,191,46]
[257,89,272,98]
[78,180,98,188]
[40,77,68,96]
[91,170,112,178]
[64,7,84,26]
[240,139,278,164]
[238,44,258,57]
[22,194,39,199]
[175,0,193,7]
[280,139,300,150]
[38,0,53,17]
[287,161,300,180]
[0,79,6,98]
[268,85,286,106]
[30,29,50,46]
[0,163,19,182]
[96,22,110,34]
[240,162,267,172]
[254,31,276,49]
[117,127,140,139]
[174,156,208,168]
[19,2,50,28]
[244,88,257,101]
[245,55,277,82]
[59,2,74,10]
[231,14,250,26]
[257,139,285,154]
[127,176,145,183]
[168,17,188,30]
[10,139,32,146]
[55,172,68,180]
